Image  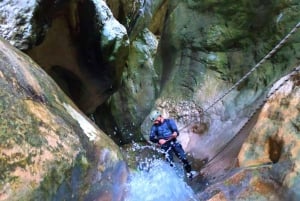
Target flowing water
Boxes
[123,143,199,201]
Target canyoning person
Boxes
[149,110,194,179]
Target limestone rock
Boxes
[0,0,42,50]
[238,67,300,200]
[108,28,159,143]
[0,0,130,114]
[0,37,127,201]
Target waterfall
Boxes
[124,159,198,201]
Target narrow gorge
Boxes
[0,0,299,200]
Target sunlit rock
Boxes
[238,68,300,200]
[0,37,127,201]
[199,167,282,201]
[206,192,227,201]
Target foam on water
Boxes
[125,159,198,201]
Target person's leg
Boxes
[161,143,174,166]
[172,142,191,173]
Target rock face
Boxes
[190,67,300,201]
[96,28,159,144]
[144,0,300,165]
[238,67,300,200]
[94,0,167,143]
[99,0,300,147]
[23,0,129,114]
[0,37,128,201]
[1,0,300,200]
[0,0,41,50]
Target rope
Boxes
[201,66,300,171]
[178,21,300,132]
[203,21,300,113]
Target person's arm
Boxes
[149,125,159,143]
[168,119,179,137]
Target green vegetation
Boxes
[0,83,45,186]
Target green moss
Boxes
[205,24,245,50]
[75,153,90,173]
[206,52,229,79]
[223,179,231,186]
[31,160,72,200]
[25,131,45,147]
[0,102,45,148]
[27,152,91,201]
[0,84,49,185]
[0,151,34,186]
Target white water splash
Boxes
[125,160,198,201]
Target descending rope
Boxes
[201,66,300,171]
[203,21,300,113]
[198,21,300,170]
[178,21,300,132]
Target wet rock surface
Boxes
[0,0,300,200]
[0,37,128,201]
